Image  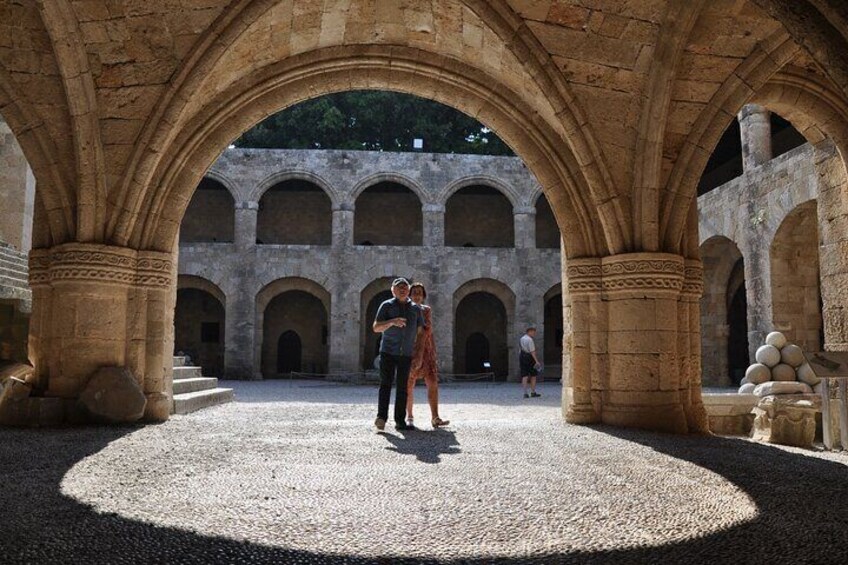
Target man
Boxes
[520,325,541,398]
[373,277,425,431]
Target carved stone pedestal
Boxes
[751,394,820,448]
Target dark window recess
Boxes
[201,322,221,343]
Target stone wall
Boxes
[698,140,838,386]
[178,148,562,380]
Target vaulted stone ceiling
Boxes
[1,1,846,259]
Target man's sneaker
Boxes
[530,392,541,398]
[523,393,530,399]
[374,417,386,431]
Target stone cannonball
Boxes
[738,383,756,394]
[796,363,821,386]
[771,363,796,382]
[745,363,771,385]
[765,331,787,349]
[755,345,781,368]
[780,344,805,367]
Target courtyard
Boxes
[1,381,847,564]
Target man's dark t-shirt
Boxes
[375,298,425,357]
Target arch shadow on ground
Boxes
[1,424,847,563]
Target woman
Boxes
[406,282,450,428]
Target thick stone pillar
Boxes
[514,207,536,249]
[328,286,359,374]
[564,253,708,434]
[224,286,256,380]
[422,204,445,247]
[332,205,354,248]
[740,241,773,361]
[738,104,772,171]
[28,243,175,421]
[234,201,258,248]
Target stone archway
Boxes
[453,279,515,379]
[535,193,560,250]
[770,201,822,353]
[255,278,331,379]
[257,179,332,245]
[261,290,328,378]
[699,237,745,387]
[179,177,235,244]
[354,182,422,246]
[175,276,226,378]
[543,284,564,380]
[445,185,514,248]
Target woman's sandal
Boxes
[431,417,450,428]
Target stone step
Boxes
[173,366,203,380]
[173,356,187,367]
[0,258,28,275]
[173,387,234,415]
[173,376,218,395]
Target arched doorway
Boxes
[174,282,226,377]
[261,290,328,377]
[543,285,564,380]
[277,330,302,374]
[465,332,490,374]
[454,291,509,379]
[699,236,746,387]
[727,259,749,386]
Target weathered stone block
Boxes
[78,366,146,424]
[750,394,820,448]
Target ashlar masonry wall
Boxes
[178,149,563,380]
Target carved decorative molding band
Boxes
[602,255,684,295]
[27,244,174,289]
[566,259,602,296]
[682,260,704,297]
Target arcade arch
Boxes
[257,179,332,245]
[453,279,515,379]
[770,201,822,354]
[255,278,331,379]
[174,276,227,378]
[543,284,564,369]
[445,185,514,248]
[536,193,560,250]
[360,278,394,371]
[354,182,422,246]
[180,178,235,244]
[699,237,746,387]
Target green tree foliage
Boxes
[234,91,514,156]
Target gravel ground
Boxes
[2,380,848,564]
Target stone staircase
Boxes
[172,355,234,415]
[0,243,31,311]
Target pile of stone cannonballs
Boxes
[739,331,821,396]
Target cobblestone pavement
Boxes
[2,380,848,564]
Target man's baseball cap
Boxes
[392,277,410,287]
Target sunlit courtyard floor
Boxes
[2,380,848,564]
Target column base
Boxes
[144,392,171,422]
[601,402,689,434]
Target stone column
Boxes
[514,207,536,249]
[328,285,360,374]
[422,204,445,247]
[738,104,772,171]
[564,252,708,434]
[27,243,176,422]
[740,240,773,361]
[234,201,258,248]
[224,285,256,380]
[332,205,354,248]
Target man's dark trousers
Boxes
[377,352,411,426]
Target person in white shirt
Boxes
[519,326,541,398]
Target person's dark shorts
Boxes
[519,352,538,377]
